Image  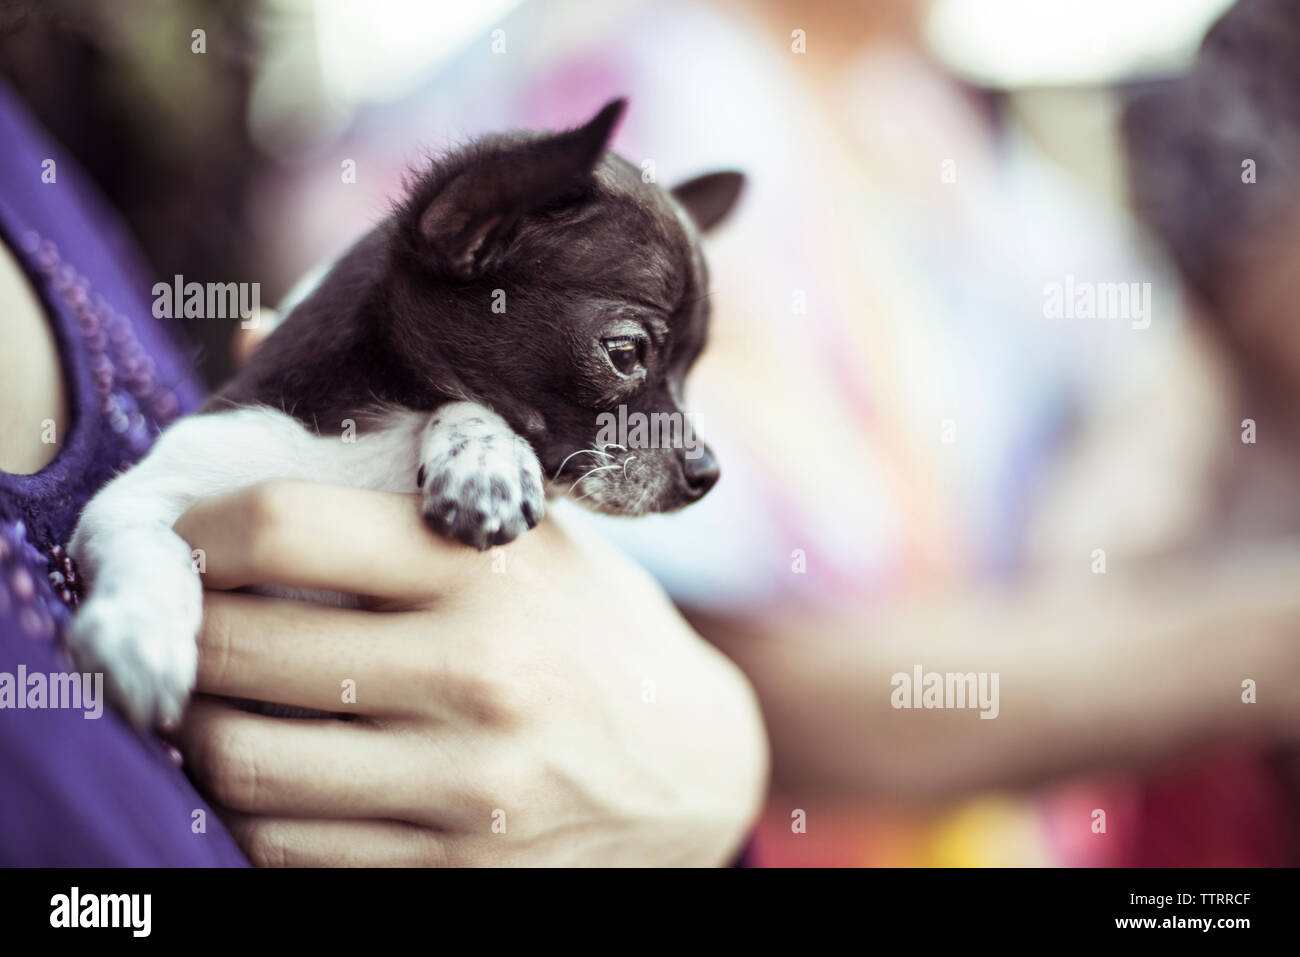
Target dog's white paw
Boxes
[66,549,203,729]
[417,402,545,549]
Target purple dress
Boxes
[0,81,247,866]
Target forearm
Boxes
[698,551,1300,803]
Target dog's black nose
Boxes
[683,445,720,498]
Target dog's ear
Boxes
[671,171,745,232]
[418,99,626,281]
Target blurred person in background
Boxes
[5,0,1300,867]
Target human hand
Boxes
[170,481,768,866]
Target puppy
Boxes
[66,99,743,727]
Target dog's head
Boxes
[388,99,743,515]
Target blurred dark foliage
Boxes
[0,0,269,386]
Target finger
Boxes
[194,592,498,721]
[194,591,430,715]
[174,481,497,600]
[178,696,420,820]
[220,811,454,867]
[180,697,508,828]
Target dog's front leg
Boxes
[67,407,347,727]
[415,401,546,550]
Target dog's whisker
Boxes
[553,447,613,480]
[567,462,622,494]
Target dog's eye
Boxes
[602,336,644,376]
